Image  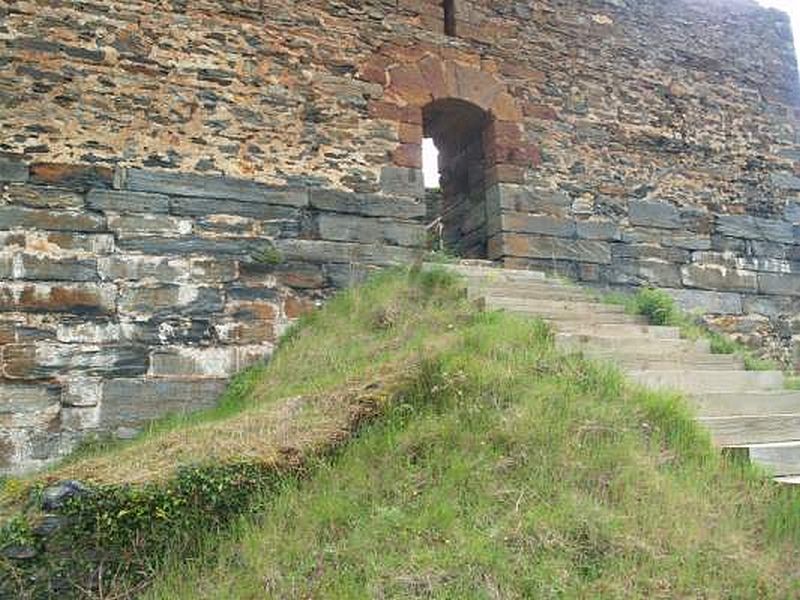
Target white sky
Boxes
[422,1,800,189]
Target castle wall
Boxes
[1,0,799,471]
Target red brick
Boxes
[393,143,422,169]
[399,122,423,144]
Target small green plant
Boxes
[632,287,678,326]
[784,376,800,391]
[251,241,283,265]
[708,331,738,355]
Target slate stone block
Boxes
[0,157,29,182]
[3,343,148,379]
[379,166,425,199]
[99,255,237,284]
[5,185,83,209]
[108,214,192,238]
[576,220,621,241]
[148,345,271,378]
[691,251,795,274]
[240,262,326,289]
[315,213,425,247]
[786,201,800,224]
[118,285,224,317]
[486,184,571,216]
[0,206,106,232]
[34,232,115,254]
[0,383,60,415]
[98,378,226,429]
[118,236,266,257]
[715,215,794,244]
[612,243,690,263]
[87,189,170,214]
[681,264,758,292]
[29,163,113,191]
[501,213,577,237]
[607,258,683,288]
[0,283,116,315]
[169,196,300,220]
[501,233,611,264]
[770,171,800,191]
[666,289,744,315]
[0,255,12,279]
[758,272,800,297]
[310,189,426,220]
[121,168,309,207]
[17,255,97,281]
[629,200,681,229]
[60,377,103,407]
[274,239,418,266]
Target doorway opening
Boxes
[423,98,490,259]
[443,0,457,37]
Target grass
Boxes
[602,287,788,373]
[3,268,798,598]
[143,299,799,599]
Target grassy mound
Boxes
[2,268,798,599]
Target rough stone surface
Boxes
[1,0,800,472]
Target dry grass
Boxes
[46,367,417,486]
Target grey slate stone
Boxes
[275,239,419,266]
[118,285,224,317]
[607,258,683,288]
[118,236,267,257]
[121,168,309,207]
[310,188,426,220]
[666,288,744,315]
[524,235,611,264]
[629,200,681,229]
[0,157,29,182]
[0,383,61,414]
[0,206,106,232]
[316,214,426,247]
[169,196,300,220]
[758,272,800,297]
[502,213,577,237]
[17,255,97,281]
[770,171,800,191]
[41,480,89,511]
[715,214,795,244]
[681,264,758,292]
[5,185,83,209]
[99,378,225,428]
[786,201,800,224]
[3,343,148,379]
[0,255,12,279]
[487,184,572,216]
[87,189,170,214]
[576,220,621,241]
[379,166,425,199]
[612,243,690,263]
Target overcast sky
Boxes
[757,0,800,67]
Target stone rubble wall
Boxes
[1,0,800,471]
[487,184,800,367]
[0,157,426,473]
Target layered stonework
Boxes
[1,0,799,470]
[0,158,425,473]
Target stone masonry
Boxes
[1,0,799,471]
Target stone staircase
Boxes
[431,261,800,485]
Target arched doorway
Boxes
[423,98,491,259]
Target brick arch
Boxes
[362,53,538,185]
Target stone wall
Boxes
[2,0,800,471]
[0,157,425,473]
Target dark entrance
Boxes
[423,98,490,259]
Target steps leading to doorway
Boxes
[426,262,800,484]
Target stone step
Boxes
[555,333,712,354]
[555,323,683,340]
[689,391,800,417]
[774,475,800,485]
[699,415,800,446]
[742,442,800,476]
[465,281,588,302]
[482,298,647,325]
[628,370,785,393]
[427,263,548,283]
[614,356,744,371]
